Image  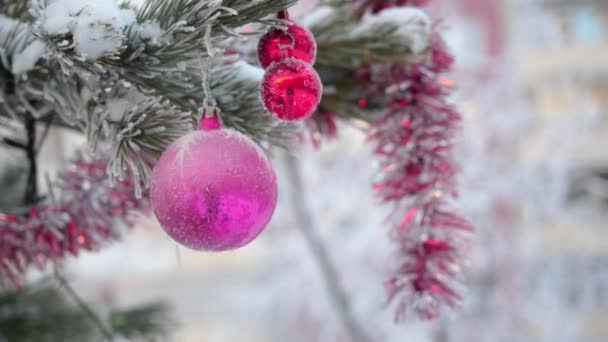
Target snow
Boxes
[106,98,131,122]
[41,0,136,59]
[353,7,431,54]
[137,21,165,45]
[176,62,187,72]
[233,61,264,81]
[0,15,46,74]
[300,6,336,28]
[0,15,19,33]
[12,40,46,75]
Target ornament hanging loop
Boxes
[277,32,296,59]
[199,24,218,109]
[277,9,290,20]
[276,10,295,59]
[198,24,222,130]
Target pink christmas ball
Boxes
[258,22,317,69]
[150,129,278,251]
[260,58,322,121]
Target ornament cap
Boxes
[277,10,289,20]
[198,107,223,131]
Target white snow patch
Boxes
[300,6,336,28]
[0,15,46,74]
[137,21,165,45]
[0,15,20,38]
[176,62,187,72]
[42,0,136,59]
[12,40,46,75]
[353,7,431,54]
[106,98,130,122]
[233,61,264,81]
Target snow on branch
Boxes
[309,5,431,69]
[0,0,32,21]
[211,60,296,149]
[0,0,298,195]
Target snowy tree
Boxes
[0,0,474,340]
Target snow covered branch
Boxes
[309,5,430,69]
[1,0,297,194]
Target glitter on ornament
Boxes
[258,22,317,69]
[260,58,322,121]
[150,111,278,251]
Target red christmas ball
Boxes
[258,23,317,69]
[260,58,322,121]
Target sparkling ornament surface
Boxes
[150,128,278,251]
[258,23,317,69]
[260,58,322,121]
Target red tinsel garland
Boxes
[363,31,473,320]
[305,109,338,149]
[0,154,147,287]
[307,0,474,321]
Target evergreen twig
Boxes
[23,113,37,205]
[54,271,114,341]
[284,155,372,342]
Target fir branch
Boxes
[210,61,296,148]
[23,113,37,205]
[104,59,295,191]
[0,280,174,341]
[55,272,113,341]
[110,302,175,340]
[284,155,371,342]
[310,6,429,69]
[99,96,194,198]
[0,0,32,21]
[3,1,300,152]
[118,0,296,102]
[15,1,298,184]
[0,15,51,127]
[120,57,296,146]
[0,283,95,342]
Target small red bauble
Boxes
[258,23,317,69]
[260,58,322,121]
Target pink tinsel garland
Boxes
[364,33,473,320]
[0,154,147,287]
[308,0,474,321]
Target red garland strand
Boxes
[0,154,147,287]
[305,109,338,149]
[300,0,472,321]
[362,30,473,320]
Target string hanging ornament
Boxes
[150,25,278,251]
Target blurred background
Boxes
[9,0,608,341]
